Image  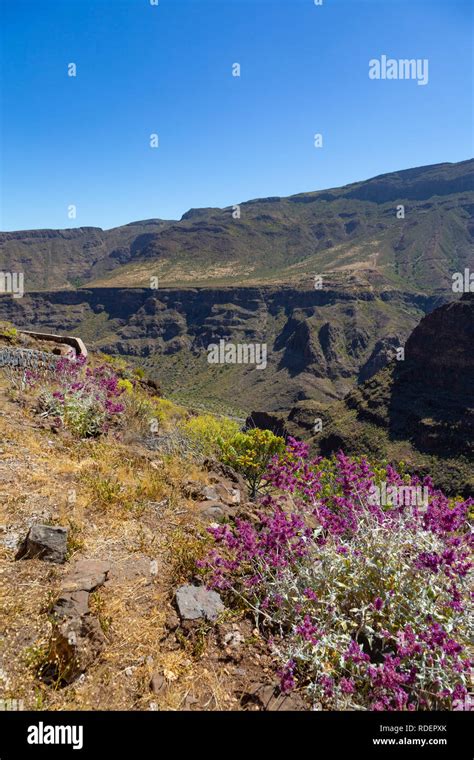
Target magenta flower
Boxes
[339,677,355,694]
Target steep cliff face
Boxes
[404,294,474,394]
[346,294,474,449]
[0,285,434,413]
[260,295,473,495]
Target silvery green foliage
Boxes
[32,357,125,438]
[38,388,106,438]
[202,441,472,711]
[267,511,471,710]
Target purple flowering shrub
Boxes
[31,356,126,437]
[200,439,473,710]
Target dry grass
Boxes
[0,375,248,711]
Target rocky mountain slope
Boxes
[1,159,473,292]
[0,281,439,414]
[0,220,169,291]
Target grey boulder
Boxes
[175,584,224,622]
[16,524,68,564]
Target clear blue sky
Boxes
[1,0,472,231]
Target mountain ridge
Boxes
[1,158,473,292]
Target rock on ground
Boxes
[46,558,111,683]
[175,584,224,622]
[15,524,68,564]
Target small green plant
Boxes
[117,378,134,394]
[65,519,85,558]
[85,474,123,509]
[89,591,112,635]
[0,321,18,342]
[23,642,62,686]
[167,527,210,585]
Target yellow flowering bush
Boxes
[178,414,239,458]
[218,428,285,496]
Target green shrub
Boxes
[218,428,285,497]
[0,321,19,343]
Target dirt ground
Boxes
[0,376,304,712]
